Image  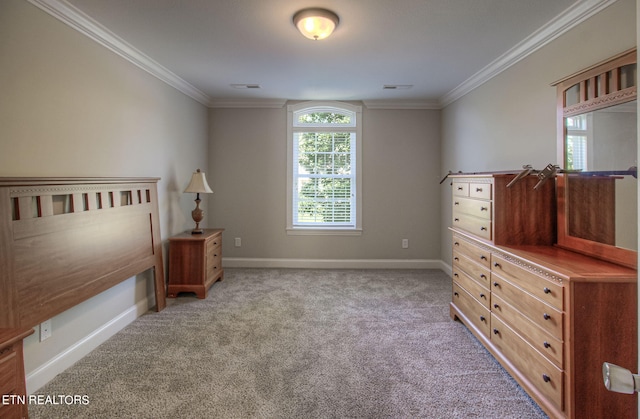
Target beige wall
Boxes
[208,106,442,264]
[1,0,209,390]
[440,0,637,265]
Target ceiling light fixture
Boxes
[293,8,339,41]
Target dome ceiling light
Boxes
[293,8,339,41]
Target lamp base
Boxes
[191,195,205,235]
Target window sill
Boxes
[286,228,363,236]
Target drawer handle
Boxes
[493,262,501,268]
[493,282,499,288]
[454,242,460,246]
[454,292,459,297]
[480,274,487,279]
[476,187,483,192]
[479,315,486,322]
[543,341,551,349]
[454,218,460,222]
[493,303,499,309]
[457,186,464,190]
[480,255,487,260]
[543,313,551,320]
[480,206,488,211]
[480,227,487,231]
[493,328,499,335]
[454,273,459,277]
[479,293,486,299]
[454,257,459,261]
[543,287,551,294]
[542,374,551,383]
[454,201,460,205]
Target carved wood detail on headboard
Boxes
[0,177,166,329]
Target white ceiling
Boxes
[44,0,606,107]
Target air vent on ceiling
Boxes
[383,84,413,90]
[231,84,261,89]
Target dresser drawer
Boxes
[452,215,492,240]
[469,182,492,200]
[453,196,492,219]
[491,315,563,410]
[453,251,490,289]
[492,294,563,368]
[491,272,563,340]
[452,282,491,339]
[452,236,491,269]
[452,267,490,309]
[491,254,563,310]
[452,181,469,197]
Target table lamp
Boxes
[184,169,213,234]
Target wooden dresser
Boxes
[0,328,33,419]
[449,174,637,419]
[167,229,224,299]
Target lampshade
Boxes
[293,8,339,41]
[184,169,213,194]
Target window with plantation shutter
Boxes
[287,101,362,234]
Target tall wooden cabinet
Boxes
[449,173,637,419]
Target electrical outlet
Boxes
[402,239,409,249]
[40,319,52,341]
[235,237,242,247]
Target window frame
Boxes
[286,101,362,235]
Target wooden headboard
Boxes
[0,177,166,329]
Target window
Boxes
[566,114,589,171]
[287,101,362,234]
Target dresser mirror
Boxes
[554,48,637,268]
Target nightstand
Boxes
[0,328,34,419]
[167,229,224,299]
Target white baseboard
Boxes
[223,257,447,270]
[25,297,151,394]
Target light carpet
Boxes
[30,268,547,418]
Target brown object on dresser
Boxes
[0,328,34,419]
[0,178,166,330]
[168,229,224,299]
[449,173,637,419]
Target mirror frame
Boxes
[554,48,637,268]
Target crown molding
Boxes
[439,0,620,107]
[27,0,212,107]
[362,100,441,110]
[28,0,620,110]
